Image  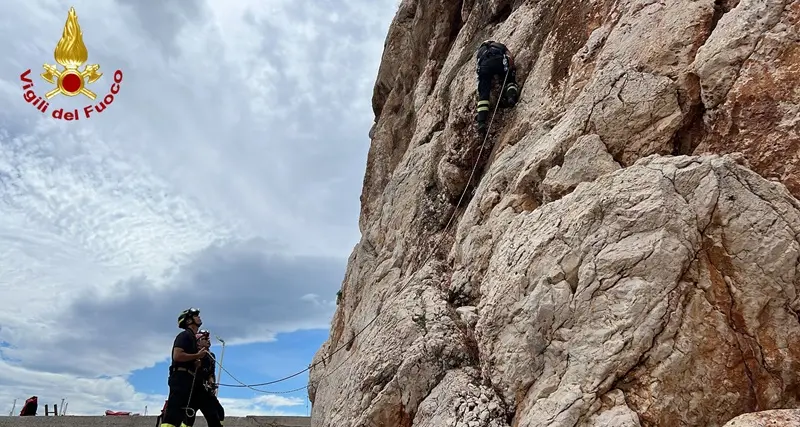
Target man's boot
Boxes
[476,108,489,136]
[503,83,519,107]
[477,121,487,136]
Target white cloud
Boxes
[0,0,397,417]
[247,394,305,409]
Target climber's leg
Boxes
[475,58,507,134]
[476,71,493,134]
[502,66,520,108]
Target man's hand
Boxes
[195,348,208,359]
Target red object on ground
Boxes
[104,410,132,416]
[19,396,38,416]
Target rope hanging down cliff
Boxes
[216,68,511,392]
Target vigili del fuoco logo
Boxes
[20,6,123,121]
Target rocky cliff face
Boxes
[308,1,800,426]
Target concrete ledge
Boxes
[0,415,311,427]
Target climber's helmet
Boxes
[195,330,211,348]
[177,307,201,329]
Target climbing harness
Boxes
[183,364,201,418]
[214,68,512,394]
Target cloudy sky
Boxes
[0,0,396,417]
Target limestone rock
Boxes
[541,134,620,203]
[413,368,509,427]
[455,306,478,328]
[693,0,800,199]
[474,154,800,427]
[722,409,800,427]
[309,0,800,426]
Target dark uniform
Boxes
[183,349,224,427]
[160,310,203,427]
[205,351,226,424]
[475,40,520,134]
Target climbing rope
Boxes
[207,352,310,394]
[182,364,202,418]
[216,67,512,392]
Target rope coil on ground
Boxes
[214,68,511,393]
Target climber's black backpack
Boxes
[476,40,508,63]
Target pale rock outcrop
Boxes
[473,154,800,427]
[693,0,800,197]
[311,152,800,427]
[413,368,507,427]
[308,0,800,426]
[722,409,800,426]
[540,134,620,203]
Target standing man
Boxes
[474,39,520,135]
[202,334,225,426]
[183,330,224,427]
[159,308,208,427]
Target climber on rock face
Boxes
[474,40,520,135]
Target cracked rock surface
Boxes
[722,409,800,426]
[308,0,800,426]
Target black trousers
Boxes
[476,56,518,124]
[183,386,224,427]
[159,371,203,427]
[213,392,225,422]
